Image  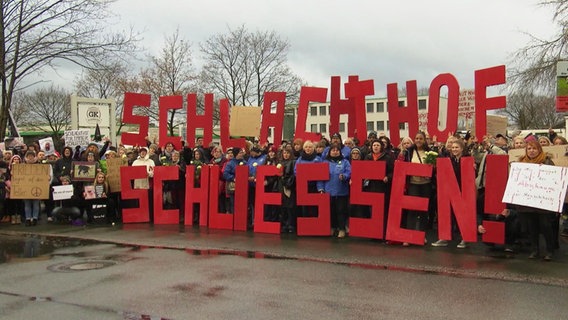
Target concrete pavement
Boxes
[1,220,567,287]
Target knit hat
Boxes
[231,147,242,157]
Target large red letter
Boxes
[208,166,233,230]
[120,166,150,223]
[153,166,179,224]
[427,74,459,142]
[295,163,330,236]
[474,65,506,138]
[253,165,282,234]
[220,99,247,149]
[233,165,249,231]
[481,154,509,244]
[121,93,150,147]
[436,157,477,242]
[329,76,357,138]
[345,79,374,144]
[294,87,327,142]
[387,81,419,147]
[159,95,183,150]
[259,92,286,148]
[186,93,213,147]
[386,161,432,245]
[184,165,210,226]
[349,161,385,239]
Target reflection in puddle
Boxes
[0,235,99,263]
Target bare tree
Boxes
[500,91,563,129]
[0,0,137,141]
[138,29,195,136]
[200,25,304,107]
[16,85,71,141]
[508,0,568,93]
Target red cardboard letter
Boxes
[349,161,385,239]
[233,165,249,231]
[208,165,233,230]
[387,81,419,147]
[120,166,150,223]
[259,92,286,148]
[153,166,179,224]
[474,65,506,138]
[386,161,432,245]
[329,76,357,138]
[436,157,477,242]
[345,79,374,144]
[481,154,509,244]
[220,98,247,149]
[186,93,213,148]
[254,165,282,234]
[295,163,330,236]
[121,92,150,147]
[427,74,460,142]
[294,86,327,142]
[184,165,210,226]
[159,95,183,150]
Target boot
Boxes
[15,215,21,224]
[11,215,16,224]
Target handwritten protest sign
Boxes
[63,129,90,147]
[52,184,74,200]
[10,164,51,199]
[39,137,55,155]
[502,162,568,213]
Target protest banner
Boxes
[63,129,90,147]
[502,162,568,213]
[10,164,50,199]
[52,184,74,200]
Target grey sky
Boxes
[42,0,558,98]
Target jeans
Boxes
[24,199,40,220]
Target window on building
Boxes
[339,122,345,132]
[310,106,317,116]
[418,99,427,110]
[377,121,385,131]
[398,100,405,107]
[366,121,374,131]
[319,123,327,133]
[377,102,385,112]
[366,102,374,113]
[267,127,272,137]
[310,124,317,132]
[399,123,406,130]
[319,105,327,116]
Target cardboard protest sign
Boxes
[63,129,90,147]
[106,158,127,192]
[83,185,96,199]
[38,137,55,155]
[228,106,262,138]
[486,115,508,137]
[10,164,51,199]
[502,162,568,213]
[508,145,568,167]
[52,184,74,201]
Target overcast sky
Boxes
[44,0,558,98]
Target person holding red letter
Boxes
[317,143,351,238]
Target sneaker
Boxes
[47,217,53,222]
[431,240,449,247]
[457,240,467,249]
[25,219,32,227]
[337,230,346,238]
[528,251,538,259]
[543,254,552,261]
[402,242,410,247]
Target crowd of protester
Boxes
[0,128,566,262]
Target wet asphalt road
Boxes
[1,230,568,319]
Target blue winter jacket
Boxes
[317,158,351,196]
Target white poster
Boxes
[63,129,90,147]
[502,162,568,213]
[38,137,55,155]
[52,184,74,200]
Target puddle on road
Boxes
[0,234,100,264]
